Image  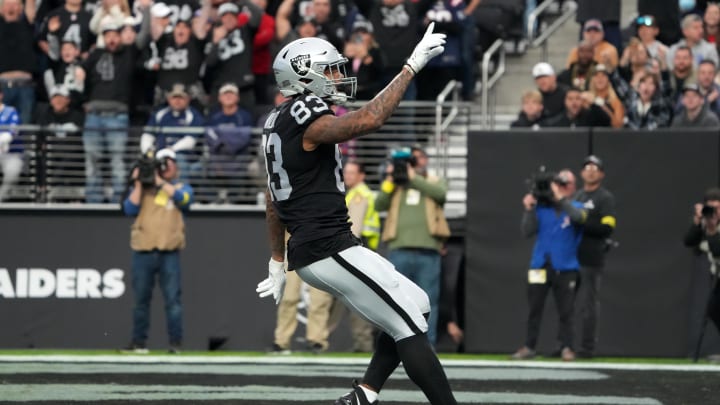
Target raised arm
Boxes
[275,0,295,42]
[192,0,212,40]
[25,0,37,24]
[302,23,446,150]
[302,68,414,149]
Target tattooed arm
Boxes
[265,189,286,261]
[303,67,414,151]
[302,23,446,151]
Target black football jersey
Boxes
[205,0,262,91]
[150,34,206,90]
[356,0,432,68]
[262,94,357,269]
[41,7,94,53]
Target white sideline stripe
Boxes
[0,384,662,404]
[0,363,608,381]
[0,355,719,372]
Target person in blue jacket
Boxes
[204,83,253,203]
[511,169,587,362]
[0,88,22,202]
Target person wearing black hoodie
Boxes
[511,89,546,128]
[544,87,611,128]
[638,0,681,45]
[671,83,720,128]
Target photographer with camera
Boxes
[574,155,617,359]
[376,145,450,346]
[121,148,194,354]
[683,187,720,361]
[511,169,587,362]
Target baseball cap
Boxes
[100,21,122,34]
[155,148,177,162]
[151,2,172,18]
[583,19,604,32]
[219,83,239,94]
[583,155,604,171]
[167,83,189,97]
[532,62,555,78]
[122,16,138,27]
[683,83,702,95]
[592,64,610,76]
[49,85,70,98]
[218,2,240,16]
[410,143,427,157]
[636,15,657,28]
[352,19,374,34]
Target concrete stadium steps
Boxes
[488,1,639,129]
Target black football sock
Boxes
[396,333,457,405]
[362,331,400,392]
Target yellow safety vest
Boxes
[345,183,381,250]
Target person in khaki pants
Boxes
[271,232,333,353]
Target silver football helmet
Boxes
[273,37,357,104]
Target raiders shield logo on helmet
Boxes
[290,54,311,76]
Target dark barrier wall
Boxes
[3,129,720,357]
[465,129,720,357]
[0,210,294,350]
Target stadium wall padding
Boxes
[2,129,720,357]
[465,129,720,357]
[0,211,297,351]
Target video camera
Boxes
[390,147,417,186]
[702,204,718,219]
[133,153,161,188]
[527,166,569,206]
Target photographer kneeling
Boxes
[121,149,194,354]
[683,188,720,360]
[511,169,587,362]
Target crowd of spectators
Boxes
[513,2,720,132]
[0,0,521,203]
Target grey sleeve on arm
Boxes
[559,199,586,224]
[707,232,720,257]
[521,210,538,238]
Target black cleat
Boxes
[334,380,378,405]
[269,343,291,355]
[119,342,149,354]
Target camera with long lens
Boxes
[527,166,568,206]
[702,204,717,219]
[390,147,417,186]
[134,154,160,188]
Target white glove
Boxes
[405,22,447,75]
[171,135,196,152]
[140,133,155,154]
[256,258,286,305]
[0,132,12,153]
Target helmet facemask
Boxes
[275,38,358,105]
[318,59,357,105]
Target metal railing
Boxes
[435,80,462,179]
[0,97,472,217]
[527,0,578,61]
[481,38,506,129]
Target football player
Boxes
[256,23,457,405]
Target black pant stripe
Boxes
[331,253,423,336]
